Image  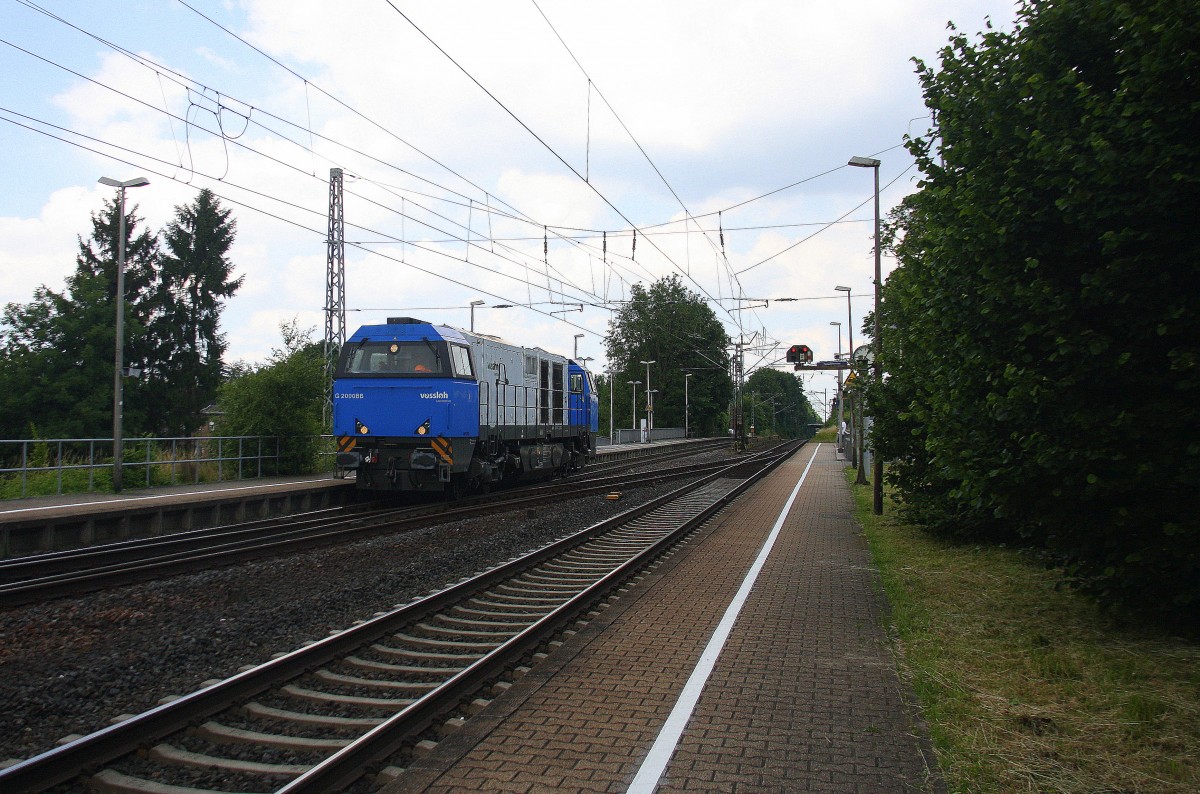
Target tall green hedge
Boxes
[874,0,1200,627]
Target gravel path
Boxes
[0,459,728,765]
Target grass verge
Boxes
[848,468,1200,793]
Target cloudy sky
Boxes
[0,0,1018,404]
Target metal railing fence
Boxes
[0,436,337,499]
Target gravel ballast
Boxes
[0,458,734,766]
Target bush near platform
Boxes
[215,321,326,476]
[1,449,251,500]
[871,0,1200,627]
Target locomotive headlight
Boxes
[415,419,430,436]
[355,419,369,435]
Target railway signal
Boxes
[786,344,813,369]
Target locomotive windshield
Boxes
[338,340,450,377]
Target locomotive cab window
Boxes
[338,341,449,377]
[569,373,583,393]
[450,344,473,378]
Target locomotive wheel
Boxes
[465,471,490,494]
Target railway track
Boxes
[0,440,802,793]
[577,437,729,476]
[0,441,733,606]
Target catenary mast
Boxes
[324,168,346,429]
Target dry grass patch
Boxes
[851,474,1200,793]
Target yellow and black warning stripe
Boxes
[431,436,453,466]
[336,436,357,454]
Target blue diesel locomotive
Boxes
[333,317,599,494]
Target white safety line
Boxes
[627,444,822,793]
[0,478,336,516]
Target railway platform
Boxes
[0,439,721,558]
[386,442,943,793]
[0,474,357,557]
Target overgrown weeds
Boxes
[0,437,327,500]
[851,469,1200,793]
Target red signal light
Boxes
[786,344,813,364]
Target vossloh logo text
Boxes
[420,391,449,400]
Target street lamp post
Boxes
[574,334,584,359]
[98,175,150,493]
[834,285,854,464]
[834,286,854,366]
[848,155,883,514]
[684,373,693,438]
[626,380,641,437]
[468,299,485,332]
[830,320,844,453]
[640,360,656,441]
[607,368,614,445]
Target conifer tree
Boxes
[0,195,158,438]
[145,189,241,434]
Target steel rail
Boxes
[0,451,738,606]
[0,505,367,582]
[0,441,801,793]
[281,440,802,792]
[579,437,729,475]
[0,438,725,579]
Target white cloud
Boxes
[1,0,1016,373]
[194,46,239,73]
[494,169,608,230]
[0,186,94,303]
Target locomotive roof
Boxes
[349,318,460,339]
[348,320,570,361]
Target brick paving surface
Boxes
[386,443,943,793]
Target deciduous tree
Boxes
[217,320,325,474]
[605,275,732,436]
[745,368,817,439]
[875,0,1200,624]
